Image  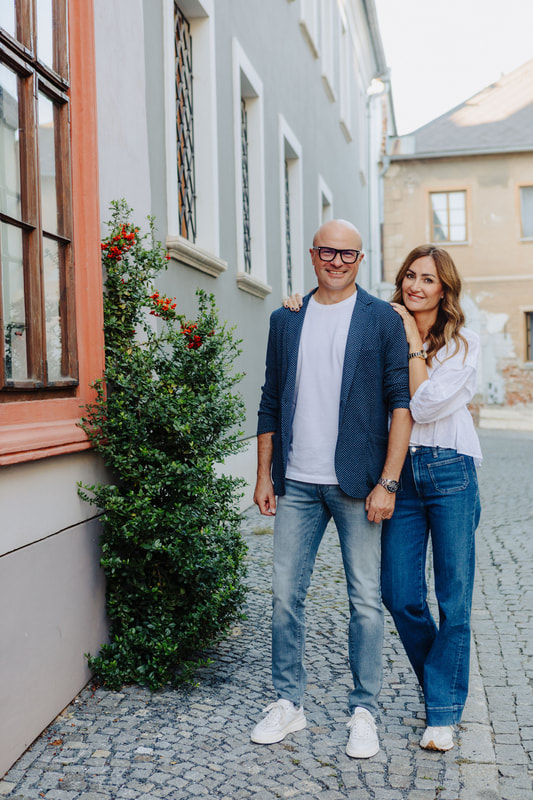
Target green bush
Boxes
[79,200,248,690]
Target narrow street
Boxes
[1,429,531,800]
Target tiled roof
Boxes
[391,59,533,158]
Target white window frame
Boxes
[279,115,304,297]
[429,189,468,244]
[163,0,227,276]
[320,0,335,101]
[299,0,320,57]
[318,175,333,225]
[519,185,533,240]
[232,39,270,298]
[339,10,352,141]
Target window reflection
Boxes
[0,2,16,39]
[43,237,66,381]
[38,92,58,235]
[1,222,28,381]
[36,0,54,69]
[0,64,21,221]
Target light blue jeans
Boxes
[381,447,481,726]
[272,479,383,715]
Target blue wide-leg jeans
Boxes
[272,479,384,715]
[381,447,481,726]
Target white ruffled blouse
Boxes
[409,327,483,466]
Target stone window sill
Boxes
[166,235,227,278]
[236,271,272,299]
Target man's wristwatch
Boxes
[377,477,400,493]
[408,350,427,360]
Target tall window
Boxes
[0,0,76,392]
[526,312,533,362]
[174,3,196,242]
[318,176,333,225]
[240,98,252,274]
[519,186,533,239]
[232,39,268,294]
[430,190,467,243]
[284,159,293,295]
[280,117,303,297]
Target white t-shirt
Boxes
[410,327,483,465]
[286,292,357,483]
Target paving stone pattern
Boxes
[1,430,531,799]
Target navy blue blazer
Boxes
[257,286,410,499]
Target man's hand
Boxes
[365,484,396,524]
[253,474,277,516]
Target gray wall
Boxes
[0,453,109,776]
[142,0,379,457]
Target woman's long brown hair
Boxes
[392,244,468,366]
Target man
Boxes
[251,219,411,758]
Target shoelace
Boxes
[262,701,286,727]
[347,711,375,736]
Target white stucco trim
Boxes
[235,271,272,298]
[318,175,333,225]
[339,10,352,142]
[162,0,220,255]
[279,115,304,296]
[232,38,268,287]
[299,0,320,58]
[166,234,227,277]
[320,0,336,101]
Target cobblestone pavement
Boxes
[1,430,531,800]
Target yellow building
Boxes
[383,60,533,409]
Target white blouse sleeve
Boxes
[410,333,480,425]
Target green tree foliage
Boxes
[79,200,248,690]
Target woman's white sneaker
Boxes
[250,699,307,744]
[420,725,454,751]
[346,707,380,758]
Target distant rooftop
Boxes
[390,59,533,159]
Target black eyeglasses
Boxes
[312,247,361,264]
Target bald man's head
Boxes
[313,219,363,251]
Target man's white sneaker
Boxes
[346,706,379,758]
[250,699,307,744]
[420,725,454,751]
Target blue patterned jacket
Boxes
[257,286,410,499]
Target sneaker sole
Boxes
[346,741,380,759]
[420,739,454,751]
[250,716,307,745]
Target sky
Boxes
[373,0,533,135]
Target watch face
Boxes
[380,478,399,493]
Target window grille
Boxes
[241,98,252,273]
[527,312,533,362]
[284,159,293,295]
[174,4,196,241]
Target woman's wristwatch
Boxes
[408,350,427,360]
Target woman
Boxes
[284,244,482,752]
[381,244,482,751]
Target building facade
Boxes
[0,0,391,774]
[383,60,533,409]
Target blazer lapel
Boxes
[339,286,372,420]
[281,292,313,410]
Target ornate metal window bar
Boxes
[241,98,252,274]
[174,4,197,242]
[284,159,293,295]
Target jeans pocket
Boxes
[427,456,469,494]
